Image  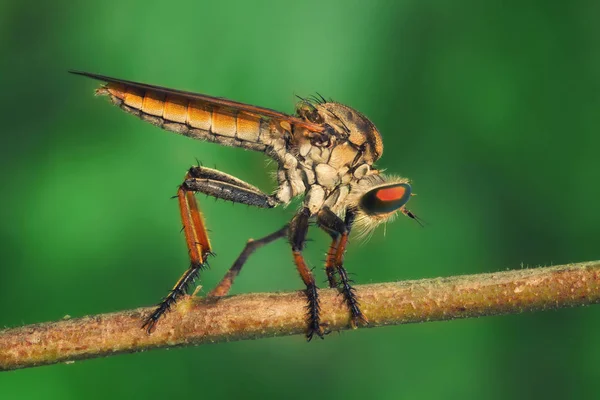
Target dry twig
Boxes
[1,260,599,371]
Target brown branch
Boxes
[1,260,599,371]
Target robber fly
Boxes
[71,71,420,340]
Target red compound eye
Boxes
[359,183,411,215]
[375,185,408,201]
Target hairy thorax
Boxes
[273,102,384,216]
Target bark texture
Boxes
[1,261,599,371]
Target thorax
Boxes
[275,136,372,215]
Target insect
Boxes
[71,70,421,340]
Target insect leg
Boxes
[209,225,289,297]
[143,167,278,333]
[184,166,279,208]
[316,207,367,328]
[324,240,339,288]
[290,207,324,341]
[316,208,347,288]
[143,177,212,333]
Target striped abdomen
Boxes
[98,83,284,153]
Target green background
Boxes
[1,0,599,398]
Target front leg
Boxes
[317,207,368,328]
[289,207,324,341]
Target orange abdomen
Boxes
[98,83,275,151]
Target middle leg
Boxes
[289,207,324,341]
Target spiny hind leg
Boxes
[184,166,279,208]
[143,165,278,333]
[317,207,368,328]
[142,181,212,333]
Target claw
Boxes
[142,312,160,334]
[350,312,369,329]
[304,283,323,341]
[306,324,325,341]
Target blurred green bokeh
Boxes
[1,0,599,398]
